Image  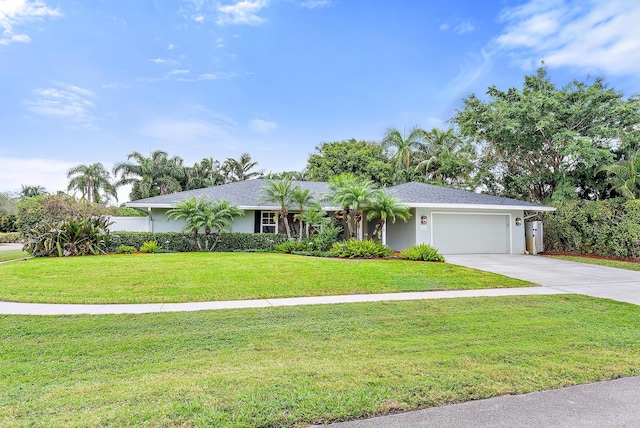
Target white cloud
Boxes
[439,23,449,31]
[455,21,475,34]
[216,0,269,26]
[168,69,190,75]
[496,0,640,75]
[216,37,225,48]
[300,0,332,9]
[168,43,178,50]
[0,0,61,45]
[444,49,493,97]
[0,156,75,194]
[25,82,96,125]
[249,119,277,133]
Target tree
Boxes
[167,196,244,251]
[290,186,314,241]
[19,185,47,200]
[185,158,224,190]
[415,128,476,188]
[260,178,294,239]
[597,151,640,199]
[305,139,393,186]
[381,126,426,184]
[0,192,18,215]
[221,153,263,183]
[67,163,118,204]
[364,189,411,244]
[453,66,640,202]
[329,174,378,240]
[297,205,326,238]
[113,151,186,200]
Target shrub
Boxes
[139,241,161,253]
[400,243,445,262]
[16,194,108,235]
[0,214,18,233]
[310,221,343,252]
[23,215,112,257]
[115,245,136,254]
[0,232,22,243]
[105,232,289,253]
[329,240,392,259]
[274,240,312,253]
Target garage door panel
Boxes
[432,214,509,254]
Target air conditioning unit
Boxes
[525,221,544,255]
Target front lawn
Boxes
[0,252,533,304]
[547,255,640,272]
[1,296,639,427]
[0,250,28,263]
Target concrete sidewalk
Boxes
[322,376,640,428]
[0,287,566,315]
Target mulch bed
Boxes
[543,251,640,264]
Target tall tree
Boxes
[67,163,118,204]
[381,126,426,184]
[454,66,640,202]
[222,153,263,183]
[260,178,294,238]
[19,185,47,200]
[597,151,640,199]
[305,139,393,186]
[113,150,186,200]
[415,128,476,188]
[185,157,223,190]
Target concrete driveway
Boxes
[446,254,640,305]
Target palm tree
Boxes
[415,128,475,187]
[113,150,186,200]
[67,163,118,204]
[329,174,378,240]
[19,185,47,200]
[297,205,326,238]
[597,151,640,199]
[167,196,244,251]
[364,190,411,244]
[260,178,294,238]
[381,126,426,183]
[185,157,223,190]
[290,186,314,241]
[222,153,263,183]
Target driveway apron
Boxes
[445,254,640,305]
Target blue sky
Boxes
[2,0,640,202]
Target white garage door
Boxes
[432,213,510,254]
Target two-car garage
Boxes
[431,213,511,254]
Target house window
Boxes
[261,211,276,233]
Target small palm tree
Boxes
[329,174,378,240]
[597,151,640,199]
[297,205,326,238]
[67,163,118,204]
[260,178,294,238]
[290,186,314,241]
[365,190,411,244]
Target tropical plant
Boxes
[115,245,136,254]
[364,189,411,243]
[381,126,426,183]
[597,151,640,199]
[19,185,47,200]
[329,174,378,240]
[139,241,161,253]
[297,205,326,238]
[16,194,107,235]
[113,150,186,200]
[23,215,112,257]
[415,128,476,188]
[67,162,118,204]
[290,186,314,241]
[166,196,244,251]
[221,153,263,183]
[260,178,294,239]
[400,243,445,262]
[329,239,392,258]
[185,157,224,190]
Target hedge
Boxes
[106,232,290,253]
[0,232,22,243]
[543,199,640,260]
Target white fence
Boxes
[109,216,150,232]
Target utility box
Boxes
[525,221,544,255]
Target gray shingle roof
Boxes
[127,179,552,211]
[387,182,549,209]
[127,179,332,208]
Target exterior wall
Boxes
[385,208,416,251]
[108,216,150,232]
[148,208,256,233]
[414,208,526,255]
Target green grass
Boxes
[1,295,639,427]
[547,255,640,272]
[0,250,28,263]
[0,252,533,304]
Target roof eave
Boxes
[404,202,556,211]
